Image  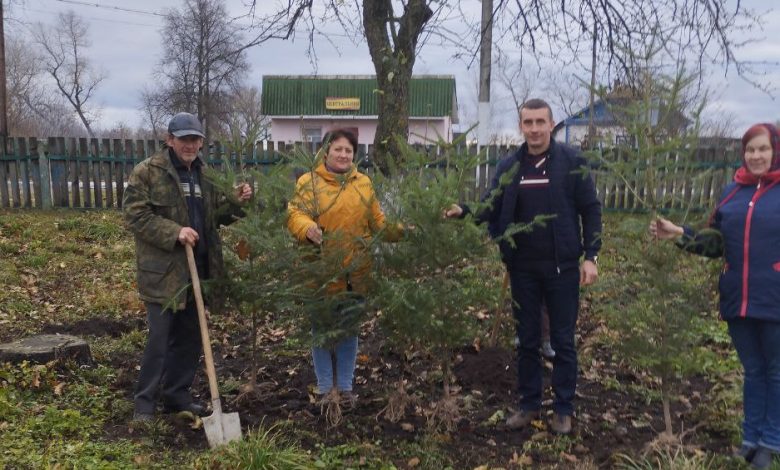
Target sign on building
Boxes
[325,97,360,110]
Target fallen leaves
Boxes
[484,409,505,426]
[235,239,251,260]
[356,353,370,364]
[560,451,578,463]
[508,451,533,466]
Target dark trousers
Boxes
[508,265,580,416]
[134,300,202,414]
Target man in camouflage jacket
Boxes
[123,113,251,421]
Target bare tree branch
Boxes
[33,10,105,138]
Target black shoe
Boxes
[163,402,206,416]
[751,446,775,469]
[734,444,758,462]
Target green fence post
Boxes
[37,139,53,209]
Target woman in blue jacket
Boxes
[651,123,780,469]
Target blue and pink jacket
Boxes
[679,123,780,322]
[681,179,780,322]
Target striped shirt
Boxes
[513,151,555,263]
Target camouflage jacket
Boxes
[123,148,242,310]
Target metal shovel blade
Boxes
[202,408,241,448]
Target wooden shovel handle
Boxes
[185,244,222,412]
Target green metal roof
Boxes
[261,75,457,121]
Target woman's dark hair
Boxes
[742,123,780,171]
[322,128,358,153]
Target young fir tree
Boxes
[203,133,308,399]
[591,49,721,441]
[371,137,503,431]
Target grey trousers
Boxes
[134,301,201,414]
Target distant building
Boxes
[261,75,458,145]
[553,95,690,148]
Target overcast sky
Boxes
[7,0,780,138]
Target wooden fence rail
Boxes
[0,136,738,211]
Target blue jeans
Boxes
[312,336,359,394]
[509,265,580,416]
[728,318,780,451]
[311,297,364,394]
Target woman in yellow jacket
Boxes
[287,128,395,404]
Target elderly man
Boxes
[447,98,601,434]
[123,113,252,422]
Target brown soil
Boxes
[91,304,734,469]
[41,317,143,338]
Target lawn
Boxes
[0,210,753,469]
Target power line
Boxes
[18,6,160,28]
[45,0,166,17]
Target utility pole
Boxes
[0,1,8,138]
[477,0,493,147]
[587,24,597,149]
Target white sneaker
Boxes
[541,341,556,359]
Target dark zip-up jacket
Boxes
[463,140,602,269]
[678,179,780,322]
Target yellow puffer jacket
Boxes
[287,163,397,294]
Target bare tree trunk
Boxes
[34,11,103,139]
[248,309,258,389]
[363,0,432,173]
[486,272,510,347]
[662,396,673,436]
[0,2,8,138]
[477,0,494,146]
[661,379,673,436]
[73,105,95,139]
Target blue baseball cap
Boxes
[168,112,205,138]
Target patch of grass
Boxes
[0,210,137,341]
[388,436,455,470]
[0,258,20,285]
[24,252,50,268]
[626,383,662,405]
[0,296,35,316]
[0,360,186,469]
[522,432,580,458]
[313,441,399,470]
[55,216,86,232]
[91,329,146,363]
[83,218,124,241]
[0,215,29,236]
[614,448,739,470]
[194,423,314,470]
[56,213,124,241]
[691,378,743,441]
[0,239,21,255]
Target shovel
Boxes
[185,244,242,448]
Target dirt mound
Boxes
[41,318,140,338]
[454,346,516,399]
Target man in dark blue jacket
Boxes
[447,98,601,434]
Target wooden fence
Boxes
[0,136,738,211]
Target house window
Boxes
[303,127,322,143]
[615,134,637,147]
